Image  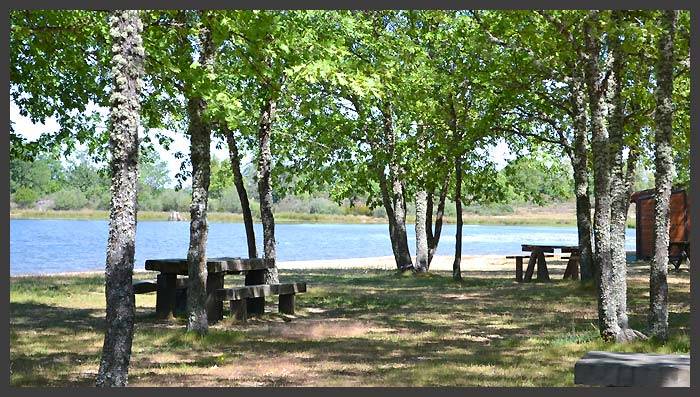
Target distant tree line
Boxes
[10,145,585,215]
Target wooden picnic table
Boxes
[144,257,275,322]
[669,241,690,271]
[521,244,580,282]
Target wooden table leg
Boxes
[245,269,265,316]
[563,254,579,280]
[156,273,177,319]
[536,250,550,282]
[524,252,537,282]
[206,272,224,323]
[516,257,524,282]
[279,294,295,315]
[571,254,580,280]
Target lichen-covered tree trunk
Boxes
[185,18,214,335]
[415,189,429,273]
[257,94,280,284]
[96,10,144,387]
[650,9,677,342]
[569,74,595,283]
[225,128,258,259]
[414,126,429,273]
[607,13,645,341]
[583,12,620,342]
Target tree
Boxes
[473,10,596,282]
[649,10,678,342]
[224,127,258,258]
[96,9,144,387]
[184,11,216,334]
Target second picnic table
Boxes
[144,257,275,323]
[519,244,581,282]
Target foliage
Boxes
[51,188,89,210]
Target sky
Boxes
[10,101,515,188]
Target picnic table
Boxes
[519,244,580,282]
[144,257,275,323]
[669,241,690,271]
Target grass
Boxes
[10,261,687,387]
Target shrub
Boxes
[52,188,88,210]
[217,186,242,213]
[308,197,342,214]
[13,187,39,208]
[160,189,190,212]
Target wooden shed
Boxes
[630,188,690,260]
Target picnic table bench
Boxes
[137,257,278,323]
[217,282,307,322]
[509,244,580,282]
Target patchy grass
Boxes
[10,262,687,386]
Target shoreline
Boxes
[9,254,574,278]
[9,209,596,227]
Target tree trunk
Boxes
[427,170,450,266]
[607,13,645,341]
[185,18,214,335]
[415,189,429,273]
[257,93,280,284]
[583,12,619,342]
[414,126,429,273]
[449,100,462,281]
[650,9,677,342]
[96,10,144,387]
[569,72,595,283]
[453,155,463,281]
[377,167,402,266]
[381,102,413,271]
[225,128,258,259]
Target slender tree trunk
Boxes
[377,168,402,265]
[381,102,413,271]
[185,17,214,334]
[607,13,646,341]
[453,155,463,281]
[427,170,450,266]
[583,12,619,342]
[650,9,677,342]
[225,128,258,259]
[414,126,429,273]
[96,10,144,387]
[569,73,595,283]
[449,100,463,281]
[415,188,429,273]
[257,93,279,284]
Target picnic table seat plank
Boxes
[218,282,307,322]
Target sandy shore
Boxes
[277,254,570,272]
[12,254,576,277]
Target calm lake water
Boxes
[9,219,637,276]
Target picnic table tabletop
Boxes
[145,257,275,275]
[521,244,580,253]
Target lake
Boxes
[9,219,637,276]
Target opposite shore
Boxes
[9,204,637,228]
